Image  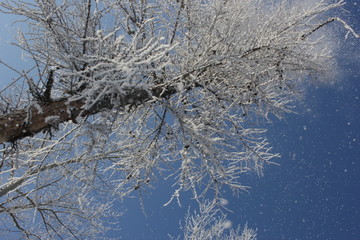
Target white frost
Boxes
[45,115,60,125]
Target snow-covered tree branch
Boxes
[0,0,357,238]
[177,200,257,240]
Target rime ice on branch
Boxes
[0,0,358,239]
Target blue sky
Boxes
[0,1,359,240]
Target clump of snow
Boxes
[220,198,229,206]
[45,115,60,125]
[222,220,233,229]
[32,102,43,114]
[176,82,185,92]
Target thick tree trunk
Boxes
[0,85,176,144]
[0,98,86,144]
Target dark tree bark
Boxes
[0,85,177,144]
[0,98,85,144]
